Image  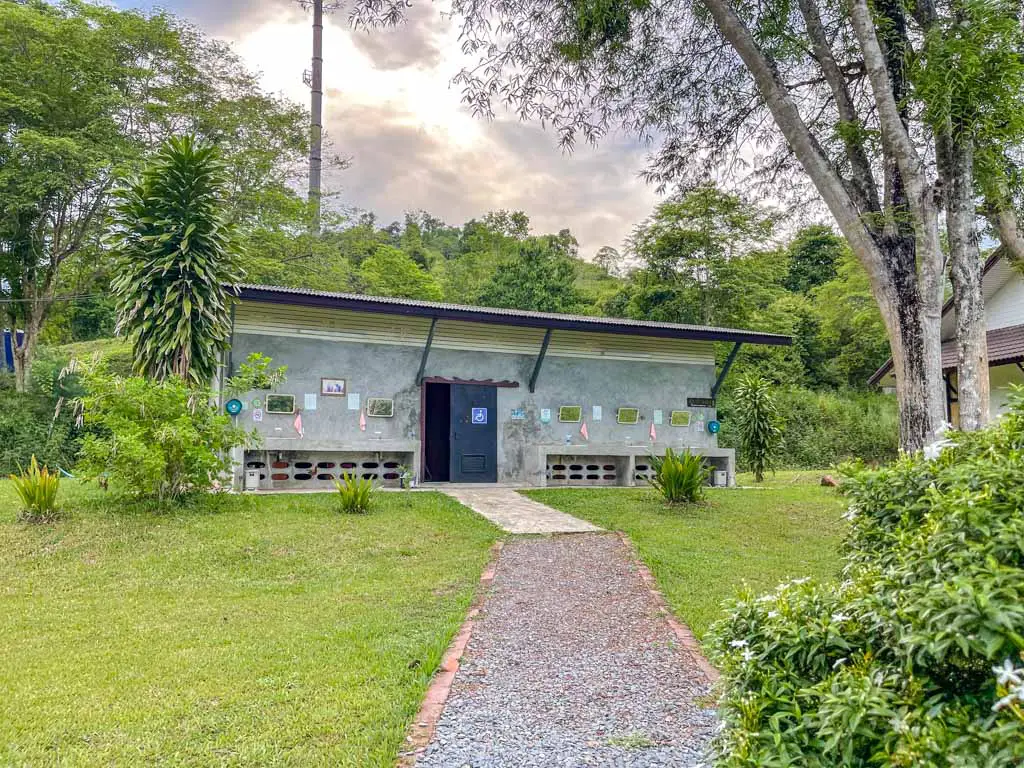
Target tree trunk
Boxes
[870,237,946,451]
[945,137,989,430]
[699,0,946,451]
[11,303,45,394]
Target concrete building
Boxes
[869,251,1024,422]
[223,285,791,490]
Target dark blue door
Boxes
[450,384,497,483]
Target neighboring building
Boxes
[869,252,1024,422]
[223,285,791,490]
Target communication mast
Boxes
[297,0,342,234]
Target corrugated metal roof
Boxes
[941,324,1024,370]
[232,283,792,346]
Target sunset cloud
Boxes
[116,0,660,256]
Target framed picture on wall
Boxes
[617,407,640,425]
[670,410,692,427]
[558,405,582,423]
[266,394,296,414]
[321,378,346,396]
[366,398,395,418]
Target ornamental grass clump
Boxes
[649,447,710,503]
[708,390,1024,767]
[333,473,376,514]
[10,455,61,522]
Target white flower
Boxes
[993,692,1022,712]
[831,612,851,623]
[741,648,756,663]
[729,639,749,648]
[993,659,1023,687]
[792,577,810,585]
[890,716,909,734]
[767,610,780,619]
[923,437,954,461]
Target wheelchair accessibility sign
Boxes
[471,407,488,425]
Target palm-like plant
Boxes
[110,135,241,386]
[734,373,782,482]
[10,455,61,522]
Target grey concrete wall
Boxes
[231,332,721,486]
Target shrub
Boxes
[10,455,61,522]
[649,447,710,503]
[732,374,782,482]
[708,391,1024,767]
[0,390,80,475]
[333,473,376,514]
[74,367,252,505]
[719,387,899,470]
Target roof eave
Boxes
[234,286,793,347]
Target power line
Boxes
[0,293,106,305]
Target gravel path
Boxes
[415,533,717,767]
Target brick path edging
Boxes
[615,531,721,685]
[397,540,504,767]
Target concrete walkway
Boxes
[442,488,602,534]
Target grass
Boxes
[0,483,500,767]
[525,477,847,641]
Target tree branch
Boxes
[796,0,880,215]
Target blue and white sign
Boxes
[708,420,721,434]
[471,407,488,425]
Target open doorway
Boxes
[422,382,451,482]
[421,381,499,483]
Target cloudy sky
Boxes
[115,0,661,257]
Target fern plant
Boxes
[649,448,710,503]
[10,455,61,522]
[333,473,376,514]
[734,373,782,482]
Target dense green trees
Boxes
[605,186,890,390]
[0,0,307,390]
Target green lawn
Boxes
[525,479,847,640]
[0,484,499,767]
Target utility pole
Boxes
[299,0,341,234]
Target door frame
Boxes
[419,376,519,483]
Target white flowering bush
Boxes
[708,390,1024,767]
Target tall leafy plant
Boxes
[110,135,242,386]
[733,374,781,483]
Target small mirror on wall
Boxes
[266,394,296,414]
[558,405,582,423]
[366,398,395,418]
[670,410,692,427]
[617,407,640,425]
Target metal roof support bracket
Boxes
[711,342,743,399]
[415,317,438,386]
[529,329,553,393]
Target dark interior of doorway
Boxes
[423,382,451,482]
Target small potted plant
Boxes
[397,464,413,489]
